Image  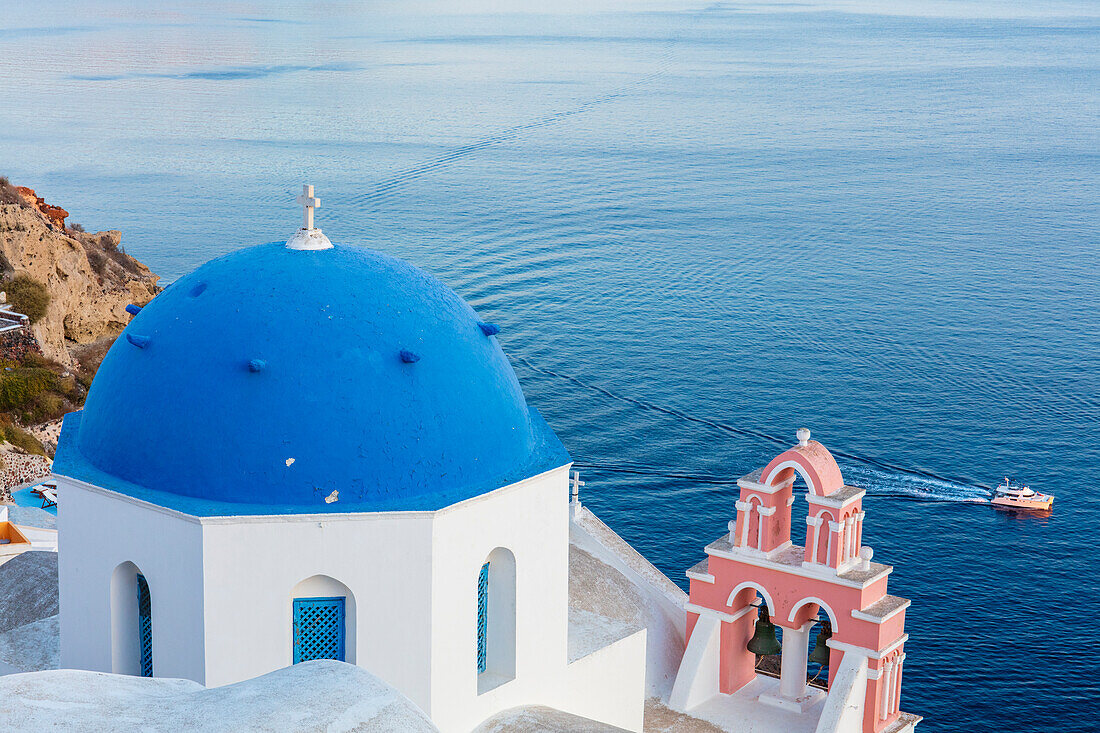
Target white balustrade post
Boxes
[806,515,824,563]
[893,654,906,715]
[879,658,896,720]
[855,511,866,555]
[734,500,752,547]
[844,516,856,562]
[756,505,776,551]
[827,521,843,565]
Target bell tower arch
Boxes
[672,430,914,733]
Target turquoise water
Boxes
[2,1,1098,729]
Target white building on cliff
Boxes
[44,188,919,733]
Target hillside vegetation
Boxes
[0,177,159,456]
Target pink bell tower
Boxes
[670,430,920,733]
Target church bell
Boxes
[746,606,782,656]
[808,619,832,666]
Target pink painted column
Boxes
[827,647,842,688]
[759,483,794,552]
[719,612,756,694]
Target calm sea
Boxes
[2,1,1098,729]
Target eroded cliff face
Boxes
[0,192,159,365]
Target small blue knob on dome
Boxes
[125,304,142,316]
[248,359,267,373]
[126,333,150,349]
[399,349,420,364]
[478,322,500,336]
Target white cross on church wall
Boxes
[297,184,320,230]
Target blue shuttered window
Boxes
[293,597,346,664]
[136,573,153,677]
[477,562,490,673]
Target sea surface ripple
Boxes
[1,1,1098,729]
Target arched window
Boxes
[806,608,833,689]
[749,590,783,679]
[477,548,516,693]
[788,598,839,691]
[136,574,153,677]
[477,562,490,673]
[290,575,356,665]
[110,561,152,677]
[746,496,763,550]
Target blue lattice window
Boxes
[293,597,346,664]
[136,573,153,678]
[477,562,490,673]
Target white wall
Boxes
[564,629,647,732]
[428,466,572,733]
[58,466,649,733]
[199,510,435,712]
[15,525,57,551]
[57,478,206,682]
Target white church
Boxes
[46,187,920,733]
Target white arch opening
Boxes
[787,596,840,633]
[478,547,516,694]
[766,459,820,496]
[110,561,150,676]
[290,574,356,665]
[726,581,776,616]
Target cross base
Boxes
[286,227,333,251]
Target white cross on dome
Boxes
[297,184,320,230]
[286,183,333,251]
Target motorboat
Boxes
[990,478,1053,511]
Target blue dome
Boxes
[54,242,568,516]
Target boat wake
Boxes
[840,465,990,504]
[572,462,990,504]
[517,356,991,504]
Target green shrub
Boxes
[20,352,53,369]
[3,275,50,323]
[0,367,57,410]
[56,373,79,398]
[0,423,45,456]
[28,392,64,423]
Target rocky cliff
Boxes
[0,182,159,365]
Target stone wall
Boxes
[0,449,51,494]
[0,329,42,363]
